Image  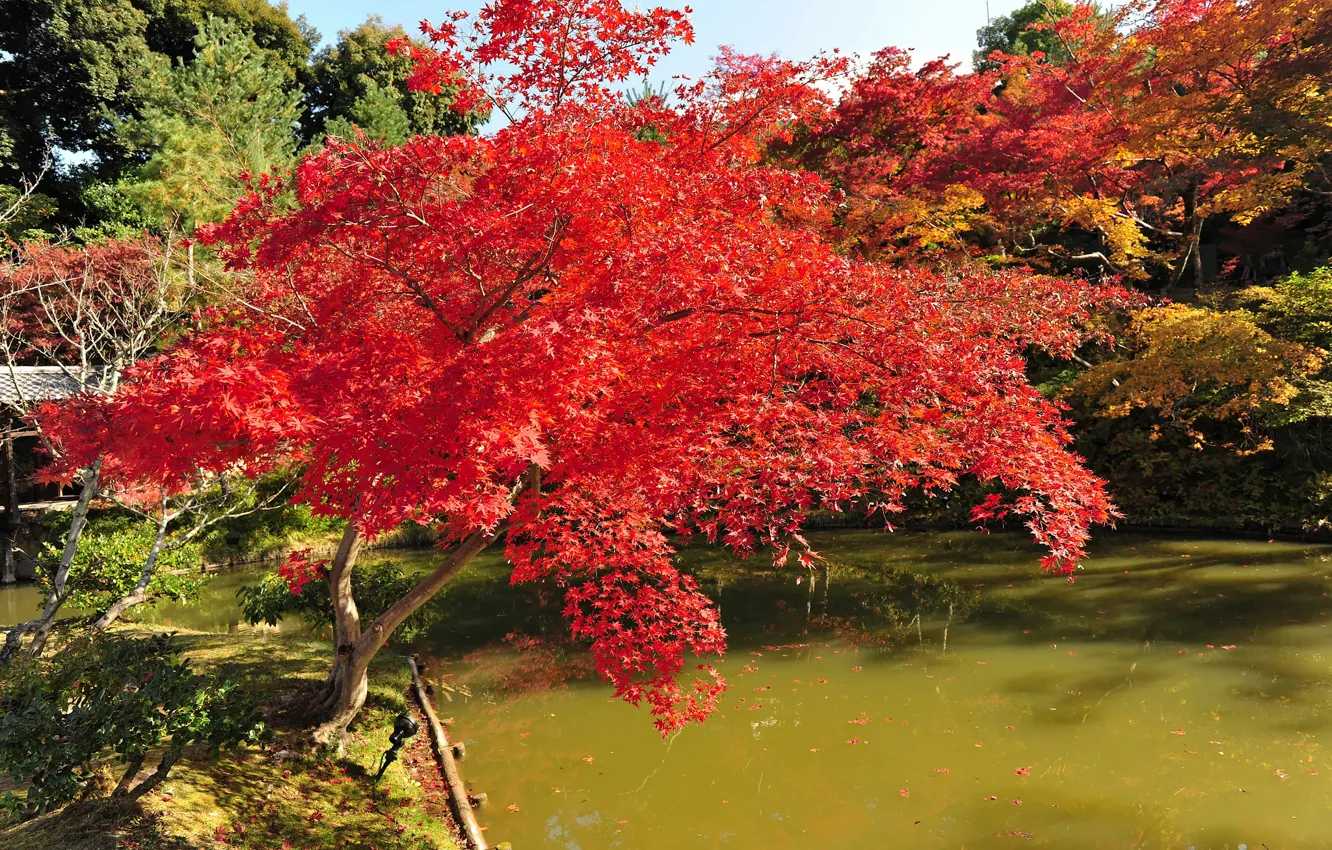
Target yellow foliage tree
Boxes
[1067,303,1323,452]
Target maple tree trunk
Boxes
[310,526,499,745]
[26,458,102,658]
[92,511,169,632]
[1166,183,1202,293]
[308,522,366,747]
[1188,219,1204,288]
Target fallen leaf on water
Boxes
[899,788,910,798]
[754,685,771,692]
[1309,770,1319,776]
[849,714,871,726]
[1015,766,1032,776]
[506,804,520,813]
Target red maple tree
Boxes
[41,0,1125,739]
[792,0,1332,281]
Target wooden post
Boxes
[408,655,489,850]
[1,425,17,585]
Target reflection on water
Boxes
[0,567,278,633]
[409,531,1332,850]
[3,530,1332,847]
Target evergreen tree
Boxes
[119,15,302,230]
[321,80,413,146]
[0,0,311,233]
[0,0,155,184]
[305,16,483,145]
[974,1,1080,71]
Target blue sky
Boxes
[284,0,1034,77]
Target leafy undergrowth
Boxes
[0,628,462,850]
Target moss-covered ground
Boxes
[0,628,463,850]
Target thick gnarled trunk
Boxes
[308,522,367,747]
[308,522,500,746]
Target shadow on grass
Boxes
[0,629,461,850]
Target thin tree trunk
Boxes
[92,505,169,632]
[111,754,146,798]
[125,745,181,801]
[1188,219,1204,288]
[2,425,17,585]
[28,458,102,657]
[312,526,499,743]
[1165,183,1201,294]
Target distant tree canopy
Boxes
[0,3,479,238]
[974,0,1082,70]
[0,0,158,182]
[305,16,485,146]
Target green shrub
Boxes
[194,472,345,562]
[0,633,262,818]
[238,559,438,642]
[36,514,205,616]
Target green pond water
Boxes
[4,530,1332,848]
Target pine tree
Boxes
[119,14,302,229]
[322,79,412,146]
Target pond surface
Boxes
[411,531,1332,850]
[4,530,1332,848]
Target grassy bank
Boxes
[0,628,463,850]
